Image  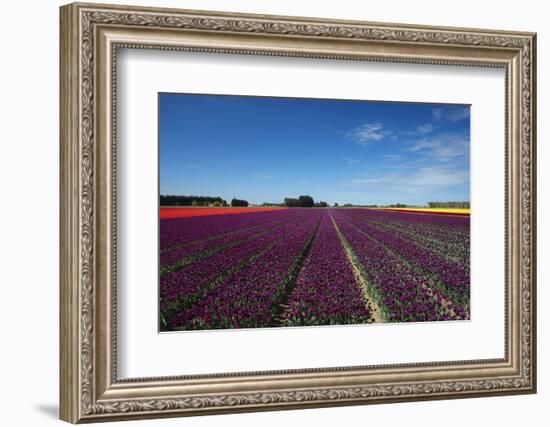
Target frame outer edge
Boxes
[60,3,81,424]
[59,2,537,422]
[68,1,536,37]
[529,33,536,393]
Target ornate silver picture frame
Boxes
[60,2,536,423]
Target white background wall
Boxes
[0,0,545,426]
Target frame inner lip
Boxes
[110,43,509,383]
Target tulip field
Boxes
[159,208,470,331]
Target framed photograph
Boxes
[60,2,537,423]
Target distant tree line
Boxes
[160,194,228,207]
[160,194,469,210]
[160,195,251,207]
[428,201,470,208]
[342,203,379,208]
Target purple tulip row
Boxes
[391,217,469,241]
[160,216,292,273]
[169,213,323,330]
[362,209,470,230]
[366,212,470,247]
[366,218,470,270]
[337,211,470,309]
[160,209,293,250]
[331,212,464,322]
[341,209,469,240]
[343,211,470,271]
[284,214,373,326]
[160,213,312,327]
[161,215,282,258]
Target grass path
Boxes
[330,214,385,323]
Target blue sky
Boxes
[159,93,470,206]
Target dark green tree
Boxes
[284,197,299,207]
[231,198,249,207]
[297,195,314,207]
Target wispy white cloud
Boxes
[343,157,361,165]
[198,96,225,106]
[347,122,392,145]
[344,166,469,191]
[410,132,469,162]
[250,172,275,180]
[401,123,434,137]
[347,178,383,184]
[417,124,434,134]
[432,108,444,121]
[432,106,470,122]
[297,179,310,184]
[381,153,403,162]
[447,107,470,122]
[405,166,469,188]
